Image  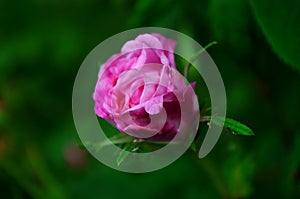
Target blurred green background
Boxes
[1,0,300,198]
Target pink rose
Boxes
[93,33,198,140]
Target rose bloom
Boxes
[93,33,198,140]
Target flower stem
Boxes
[193,156,229,198]
[184,41,218,77]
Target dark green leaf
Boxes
[250,0,300,72]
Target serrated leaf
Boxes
[222,118,254,136]
[201,116,254,136]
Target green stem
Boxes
[26,147,65,199]
[184,41,218,77]
[193,156,229,198]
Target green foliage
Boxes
[201,116,254,136]
[208,0,251,56]
[222,118,254,136]
[222,149,255,197]
[250,0,300,72]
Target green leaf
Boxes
[250,0,300,72]
[222,118,254,136]
[201,116,254,136]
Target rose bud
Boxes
[93,33,198,141]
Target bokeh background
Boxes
[1,0,300,198]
